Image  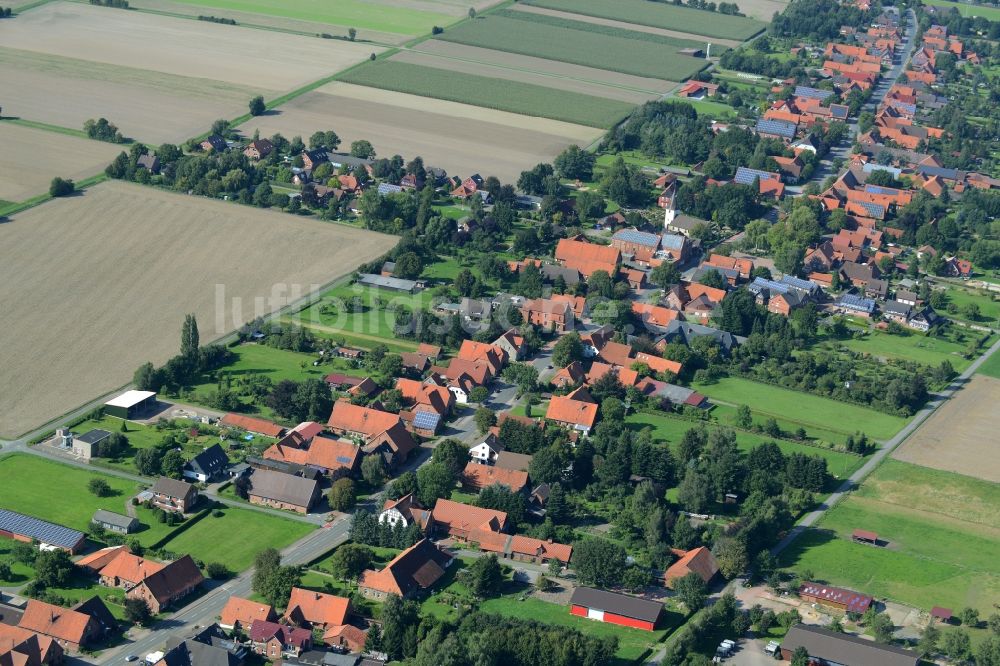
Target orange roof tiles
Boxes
[632,302,681,327]
[219,413,285,438]
[75,546,128,572]
[430,498,508,536]
[98,552,164,584]
[665,547,719,586]
[685,283,727,305]
[555,239,620,278]
[327,402,401,437]
[221,596,275,629]
[263,435,361,473]
[509,535,573,564]
[634,352,682,376]
[462,462,529,493]
[19,600,93,646]
[546,395,598,430]
[284,588,350,628]
[586,361,639,387]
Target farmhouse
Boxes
[91,509,139,534]
[475,533,573,566]
[378,493,425,529]
[569,587,663,631]
[358,539,454,600]
[284,588,350,631]
[149,477,199,513]
[126,555,204,613]
[97,552,164,589]
[263,434,362,477]
[780,624,919,666]
[461,462,529,493]
[219,413,285,438]
[426,499,508,541]
[246,469,321,514]
[18,599,101,651]
[158,626,248,666]
[182,443,229,482]
[103,390,156,419]
[219,596,276,632]
[798,582,873,613]
[0,622,64,665]
[249,620,312,659]
[0,509,86,553]
[545,395,599,436]
[555,239,621,279]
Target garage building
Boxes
[103,390,156,419]
[569,587,663,631]
[781,624,919,666]
[0,509,86,553]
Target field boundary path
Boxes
[772,334,1000,555]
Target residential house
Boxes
[326,402,416,469]
[149,477,198,514]
[246,469,321,514]
[156,626,247,666]
[200,135,227,152]
[676,81,719,98]
[243,139,274,161]
[586,362,638,388]
[0,623,63,665]
[126,555,204,614]
[183,444,229,483]
[909,306,940,332]
[462,462,529,493]
[520,298,573,333]
[301,149,328,170]
[554,239,621,279]
[136,153,160,173]
[248,621,311,659]
[945,257,972,278]
[18,600,101,651]
[425,499,508,541]
[495,451,532,473]
[835,294,877,317]
[358,539,454,600]
[97,551,164,589]
[262,435,361,478]
[705,254,753,280]
[551,361,586,388]
[219,597,275,632]
[378,493,426,529]
[283,588,350,632]
[493,329,527,361]
[664,547,719,588]
[545,395,599,436]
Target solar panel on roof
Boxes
[335,456,353,464]
[864,184,897,195]
[755,118,796,138]
[734,167,780,186]
[794,86,833,100]
[859,201,885,218]
[413,412,441,430]
[0,509,84,549]
[613,229,660,247]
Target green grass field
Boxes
[479,596,679,663]
[780,461,1000,614]
[942,285,1000,325]
[0,454,145,532]
[521,0,765,40]
[691,377,908,440]
[977,348,1000,378]
[684,99,739,119]
[0,536,36,585]
[625,412,864,480]
[833,330,977,372]
[169,0,453,34]
[157,506,312,571]
[921,0,1000,19]
[438,12,706,81]
[338,61,635,129]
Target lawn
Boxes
[439,12,707,81]
[479,596,680,663]
[0,536,36,585]
[684,99,739,119]
[832,329,977,372]
[521,0,765,40]
[690,377,908,440]
[941,285,1000,325]
[156,505,312,572]
[169,0,454,35]
[921,0,1000,20]
[0,454,144,533]
[337,61,636,129]
[779,461,1000,614]
[977,347,1000,378]
[625,412,864,480]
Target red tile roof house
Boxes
[473,532,573,566]
[551,361,586,389]
[425,498,508,541]
[263,434,362,478]
[95,551,164,589]
[219,596,276,631]
[0,622,63,665]
[520,298,574,333]
[461,462,529,494]
[219,413,286,438]
[358,538,454,600]
[126,555,205,614]
[18,599,101,652]
[545,395,599,436]
[248,619,312,659]
[326,402,417,469]
[664,547,720,588]
[283,588,351,635]
[554,238,621,279]
[569,587,664,631]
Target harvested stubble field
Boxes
[511,5,743,48]
[436,12,707,82]
[892,374,1000,482]
[732,0,789,21]
[398,42,670,103]
[0,123,122,202]
[337,60,633,128]
[2,3,381,92]
[0,47,263,145]
[0,181,396,438]
[522,0,765,41]
[238,83,601,183]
